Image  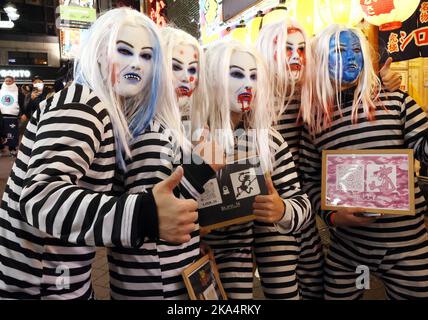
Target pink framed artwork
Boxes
[321,149,415,215]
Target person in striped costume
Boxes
[201,40,312,299]
[300,24,428,299]
[107,26,222,300]
[159,26,208,135]
[255,18,324,299]
[0,8,200,299]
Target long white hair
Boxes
[256,18,313,124]
[307,24,381,135]
[205,40,274,172]
[74,8,185,168]
[160,26,208,134]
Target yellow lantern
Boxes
[230,21,248,44]
[248,11,264,44]
[360,0,420,31]
[318,0,364,30]
[261,3,288,27]
[291,0,316,36]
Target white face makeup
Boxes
[109,25,154,97]
[286,29,305,83]
[228,50,257,113]
[172,44,199,109]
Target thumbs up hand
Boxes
[253,177,286,224]
[152,166,198,244]
[380,57,402,92]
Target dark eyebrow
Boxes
[230,65,244,71]
[287,41,305,46]
[142,47,153,51]
[250,68,257,71]
[189,61,198,65]
[117,40,134,48]
[172,58,183,64]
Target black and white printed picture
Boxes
[230,167,261,200]
[197,157,268,230]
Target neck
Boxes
[230,111,242,129]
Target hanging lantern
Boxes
[230,21,248,44]
[360,0,420,31]
[261,3,288,27]
[290,0,316,36]
[248,11,264,44]
[318,0,364,31]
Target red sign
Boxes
[360,0,395,16]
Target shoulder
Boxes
[42,83,109,123]
[268,127,286,148]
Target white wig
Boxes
[205,40,274,173]
[74,8,185,168]
[308,24,381,135]
[160,26,208,134]
[256,18,313,124]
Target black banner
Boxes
[379,1,428,62]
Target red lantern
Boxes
[360,0,420,31]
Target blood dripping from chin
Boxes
[237,87,253,112]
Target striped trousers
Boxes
[254,220,324,300]
[212,248,254,300]
[324,234,428,300]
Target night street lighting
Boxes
[1,2,20,28]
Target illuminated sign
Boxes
[0,69,31,78]
[59,5,96,29]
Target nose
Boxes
[131,56,141,70]
[181,71,190,83]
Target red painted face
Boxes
[172,44,199,107]
[285,28,306,82]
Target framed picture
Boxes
[198,157,268,232]
[182,254,227,300]
[321,149,415,215]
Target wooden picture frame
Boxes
[321,149,415,215]
[182,253,227,300]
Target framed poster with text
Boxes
[321,149,415,215]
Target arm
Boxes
[126,129,215,200]
[19,102,158,247]
[401,93,428,164]
[271,140,312,233]
[299,126,334,226]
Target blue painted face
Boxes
[328,30,363,85]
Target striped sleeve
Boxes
[19,102,155,247]
[401,92,428,163]
[270,131,312,233]
[125,125,215,201]
[299,126,334,226]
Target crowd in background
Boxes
[0,75,64,157]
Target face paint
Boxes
[228,50,257,113]
[328,30,363,85]
[286,29,305,83]
[171,44,199,108]
[108,25,154,97]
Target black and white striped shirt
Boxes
[203,126,312,250]
[300,88,428,248]
[274,94,303,167]
[0,83,157,299]
[108,119,214,299]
